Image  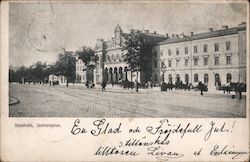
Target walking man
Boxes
[101,81,106,92]
[198,81,204,96]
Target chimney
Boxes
[176,34,179,38]
[153,31,157,34]
[190,32,194,36]
[171,34,175,38]
[209,28,213,32]
[166,33,169,38]
[222,25,228,30]
[144,30,149,33]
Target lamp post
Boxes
[161,61,167,83]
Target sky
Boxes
[9,1,247,67]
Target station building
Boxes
[152,22,247,90]
[93,24,166,84]
[75,23,247,91]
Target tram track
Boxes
[59,87,242,118]
[59,88,155,117]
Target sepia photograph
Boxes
[9,1,247,118]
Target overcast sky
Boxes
[9,1,247,67]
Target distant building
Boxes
[75,58,96,84]
[153,22,246,90]
[48,74,67,84]
[75,59,87,83]
[94,24,166,84]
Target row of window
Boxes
[76,74,85,81]
[165,41,231,56]
[164,55,232,68]
[76,66,84,71]
[106,54,123,62]
[166,73,232,84]
[76,61,83,65]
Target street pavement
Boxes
[9,83,246,118]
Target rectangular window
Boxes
[168,49,171,56]
[214,43,219,52]
[176,48,179,55]
[154,60,157,68]
[214,57,219,65]
[185,59,189,66]
[185,47,188,54]
[194,58,198,66]
[154,51,157,58]
[176,60,179,67]
[194,46,198,53]
[204,45,208,52]
[226,56,231,65]
[226,41,231,51]
[204,58,208,66]
[161,61,165,68]
[168,60,172,67]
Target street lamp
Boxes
[161,61,167,83]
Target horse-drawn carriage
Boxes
[161,82,207,92]
[219,82,246,93]
[121,80,135,89]
[161,82,189,91]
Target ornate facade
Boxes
[94,24,166,84]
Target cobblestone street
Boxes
[9,84,246,118]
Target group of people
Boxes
[49,81,59,86]
[222,82,246,100]
[90,80,246,100]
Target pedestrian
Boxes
[198,81,204,96]
[92,82,95,88]
[135,80,139,92]
[238,83,244,100]
[101,81,106,92]
[86,80,89,88]
[150,82,153,89]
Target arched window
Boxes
[194,74,199,82]
[104,68,108,82]
[124,67,128,72]
[204,74,209,84]
[226,73,232,83]
[118,67,123,80]
[185,74,189,83]
[215,73,220,86]
[176,74,180,83]
[168,74,172,83]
